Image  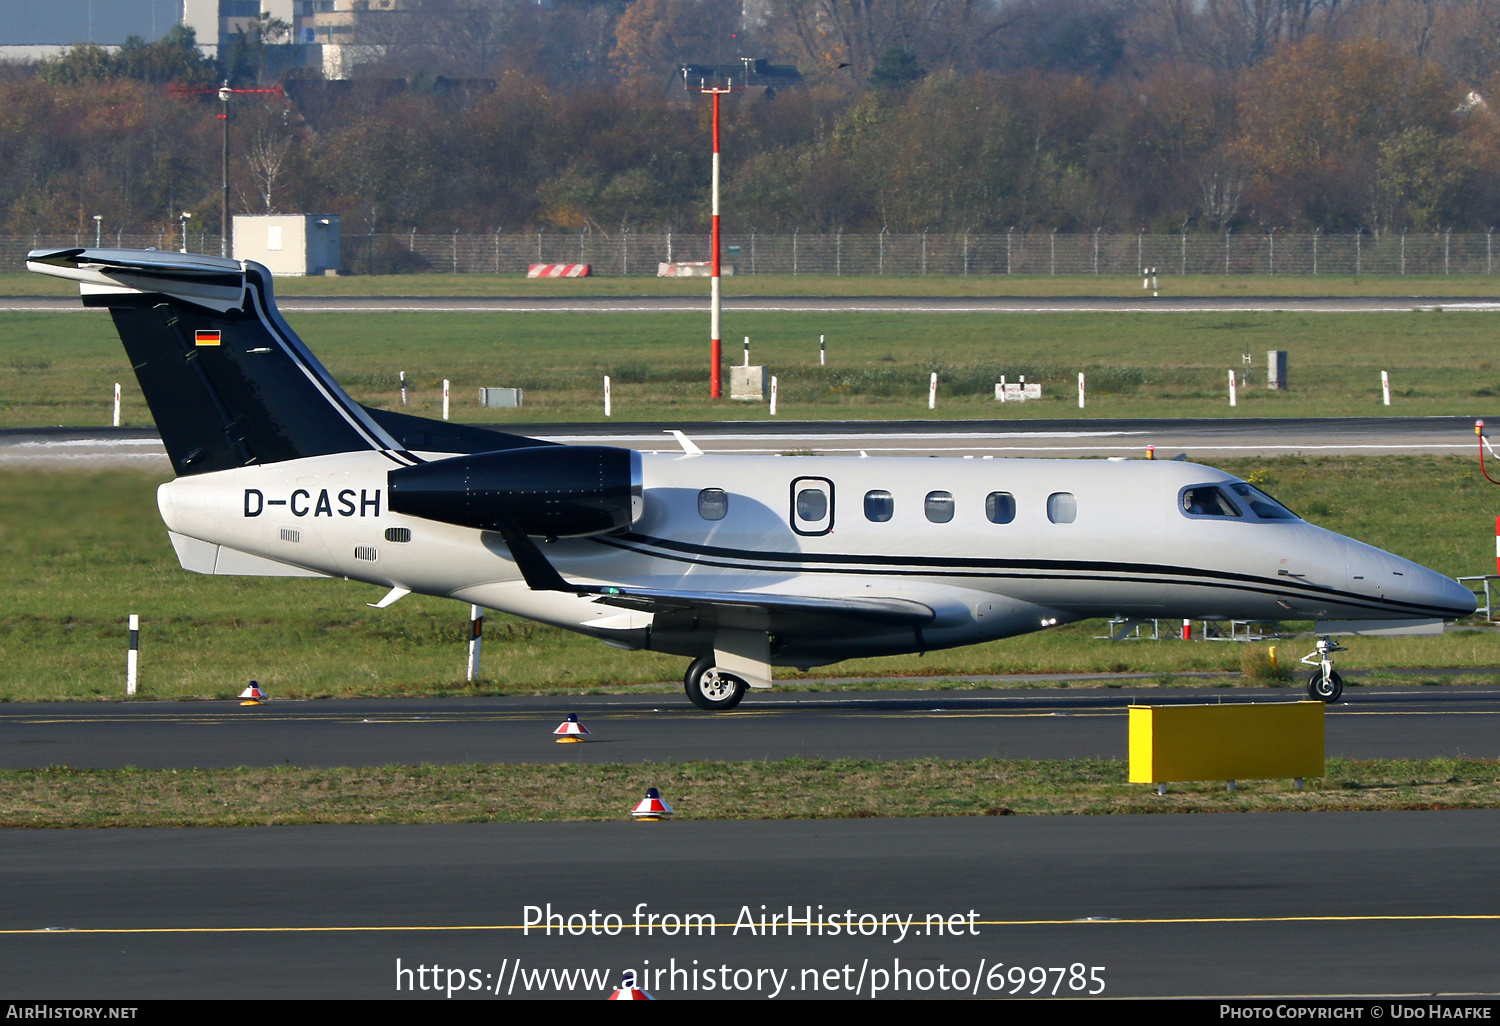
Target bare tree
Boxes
[241,121,295,214]
[1199,160,1248,226]
[767,0,1004,81]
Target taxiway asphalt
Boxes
[2,684,1496,769]
[8,293,1500,314]
[3,810,1498,998]
[0,415,1492,469]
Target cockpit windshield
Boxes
[1181,486,1242,517]
[1227,482,1300,520]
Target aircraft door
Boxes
[790,477,834,536]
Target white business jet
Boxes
[27,248,1475,708]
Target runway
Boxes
[2,684,1497,769]
[7,293,1500,314]
[3,811,1499,997]
[0,415,1490,468]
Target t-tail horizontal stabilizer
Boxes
[27,247,406,475]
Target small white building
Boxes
[232,215,341,276]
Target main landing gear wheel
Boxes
[1307,669,1344,704]
[684,655,748,711]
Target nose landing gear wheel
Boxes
[1307,669,1343,703]
[684,655,748,711]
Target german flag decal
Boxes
[195,330,221,346]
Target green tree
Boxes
[869,47,924,89]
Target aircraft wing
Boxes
[488,518,932,635]
[586,585,935,636]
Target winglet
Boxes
[668,430,703,457]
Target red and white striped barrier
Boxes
[527,263,592,278]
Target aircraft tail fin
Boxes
[27,247,408,476]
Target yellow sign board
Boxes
[1128,702,1324,784]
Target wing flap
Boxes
[589,586,934,635]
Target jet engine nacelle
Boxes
[388,446,643,537]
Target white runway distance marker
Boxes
[1229,369,1237,407]
[1382,370,1392,406]
[442,378,450,421]
[603,375,611,418]
[929,371,938,410]
[125,613,138,695]
[112,382,120,427]
[769,375,778,416]
[1078,371,1086,408]
[466,604,483,682]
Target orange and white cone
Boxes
[553,713,591,744]
[607,988,653,1000]
[631,787,673,821]
[238,681,266,706]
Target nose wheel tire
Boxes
[684,655,748,711]
[1307,669,1343,703]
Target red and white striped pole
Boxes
[709,88,725,399]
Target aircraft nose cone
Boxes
[1424,569,1478,618]
[1392,557,1476,618]
[1347,541,1476,618]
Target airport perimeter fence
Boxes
[9,229,1500,277]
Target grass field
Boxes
[0,757,1494,826]
[3,307,1500,427]
[6,272,1500,299]
[0,456,1497,703]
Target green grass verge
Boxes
[0,456,1496,702]
[2,758,1494,826]
[6,273,1500,299]
[5,307,1500,426]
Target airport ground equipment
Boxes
[1129,702,1324,794]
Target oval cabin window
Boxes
[698,488,728,521]
[1047,492,1077,524]
[985,492,1016,524]
[924,491,955,524]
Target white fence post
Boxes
[1229,369,1237,407]
[126,614,138,695]
[466,605,483,682]
[112,382,120,427]
[604,375,612,417]
[1078,372,1085,409]
[1382,370,1391,407]
[769,375,778,416]
[928,372,938,410]
[442,378,450,421]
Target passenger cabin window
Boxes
[698,488,728,521]
[864,489,894,522]
[1227,482,1298,520]
[791,477,834,536]
[1181,486,1242,518]
[985,492,1016,524]
[1047,492,1077,524]
[925,491,955,523]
